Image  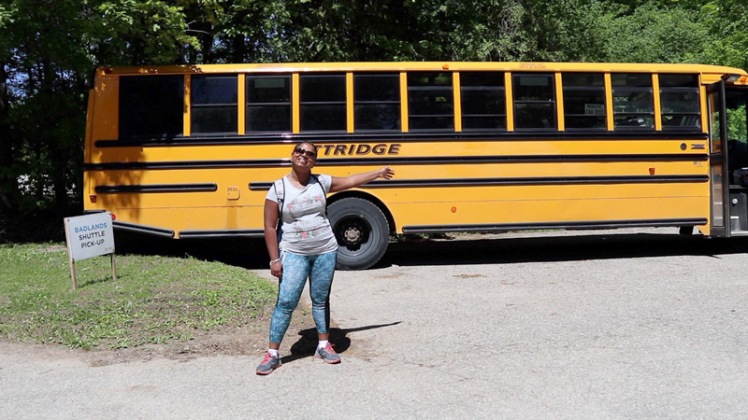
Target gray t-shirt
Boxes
[266,174,338,255]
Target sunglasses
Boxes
[293,147,317,158]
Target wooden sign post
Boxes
[63,212,116,290]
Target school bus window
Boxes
[354,73,401,131]
[460,72,506,130]
[191,75,237,135]
[562,73,606,130]
[659,74,701,131]
[119,75,183,140]
[407,72,454,131]
[513,73,556,130]
[726,92,748,173]
[300,74,346,132]
[612,73,654,130]
[246,75,292,132]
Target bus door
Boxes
[708,80,748,236]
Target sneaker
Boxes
[256,352,282,375]
[315,343,341,364]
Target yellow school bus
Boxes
[83,62,748,269]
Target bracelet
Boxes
[269,258,281,267]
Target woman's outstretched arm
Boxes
[329,167,394,193]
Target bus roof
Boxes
[96,62,748,84]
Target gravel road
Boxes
[2,228,747,419]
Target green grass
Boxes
[0,243,276,350]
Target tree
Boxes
[0,1,21,214]
[95,0,199,65]
[596,3,710,63]
[0,0,200,220]
[699,0,748,69]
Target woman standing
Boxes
[257,142,394,375]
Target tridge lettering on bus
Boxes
[318,143,401,156]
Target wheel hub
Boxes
[343,224,362,245]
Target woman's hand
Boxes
[270,260,282,278]
[378,166,395,180]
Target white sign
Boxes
[64,212,115,261]
[585,103,606,116]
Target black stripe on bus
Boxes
[84,153,709,171]
[93,130,707,147]
[112,221,175,238]
[314,153,709,167]
[401,218,708,234]
[179,229,265,239]
[94,183,218,193]
[364,175,709,188]
[94,130,708,148]
[250,174,708,191]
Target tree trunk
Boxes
[0,64,20,215]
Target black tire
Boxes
[679,226,694,235]
[327,197,390,270]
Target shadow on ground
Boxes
[282,322,402,365]
[378,231,748,267]
[114,229,748,271]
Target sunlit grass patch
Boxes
[0,243,276,350]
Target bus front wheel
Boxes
[327,198,390,270]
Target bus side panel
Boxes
[386,183,709,229]
[85,74,120,214]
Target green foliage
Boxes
[96,0,200,65]
[0,3,15,30]
[699,0,748,68]
[596,3,710,63]
[0,0,199,218]
[0,0,95,215]
[0,243,276,349]
[515,0,614,61]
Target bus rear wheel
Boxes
[327,198,390,270]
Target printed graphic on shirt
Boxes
[286,191,324,220]
[283,183,329,243]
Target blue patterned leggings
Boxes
[268,250,337,344]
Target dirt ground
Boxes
[3,303,321,367]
